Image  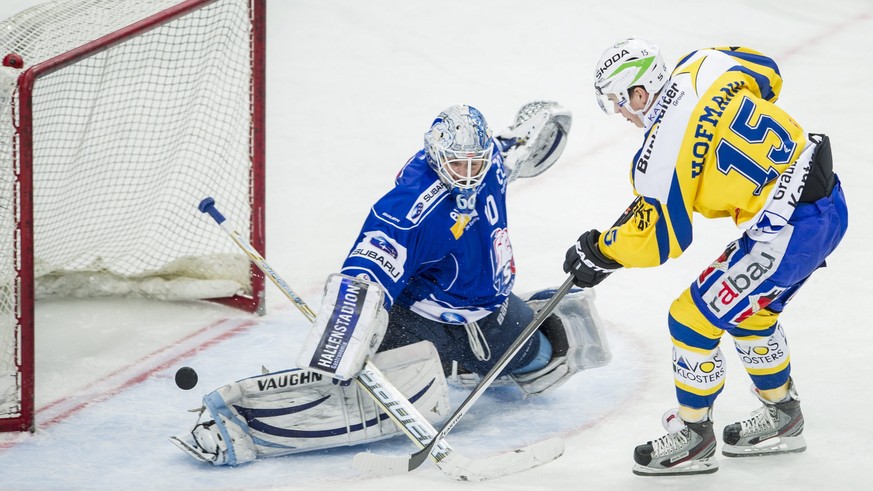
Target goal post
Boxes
[0,0,266,432]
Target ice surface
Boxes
[1,1,871,490]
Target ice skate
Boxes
[632,409,718,476]
[722,379,806,457]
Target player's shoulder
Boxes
[709,46,777,70]
[674,46,759,66]
[673,46,778,80]
[660,47,754,114]
[371,150,452,230]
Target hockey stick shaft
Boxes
[405,194,644,470]
[406,276,574,470]
[198,197,457,469]
[199,197,315,322]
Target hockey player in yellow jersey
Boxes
[563,38,848,475]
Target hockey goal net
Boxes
[0,0,266,432]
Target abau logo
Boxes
[369,235,398,258]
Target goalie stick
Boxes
[198,197,563,480]
[353,195,645,476]
[353,276,574,476]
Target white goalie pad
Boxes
[512,287,611,397]
[297,273,388,381]
[171,341,450,466]
[496,101,572,183]
[447,288,610,397]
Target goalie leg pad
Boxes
[512,287,611,397]
[173,341,449,465]
[297,273,389,381]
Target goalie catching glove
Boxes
[496,100,572,183]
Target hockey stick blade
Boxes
[353,278,575,479]
[169,435,213,464]
[353,437,564,481]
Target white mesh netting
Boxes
[0,0,260,421]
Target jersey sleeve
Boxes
[340,212,417,309]
[339,159,451,308]
[599,195,672,267]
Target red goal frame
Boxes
[1,0,266,432]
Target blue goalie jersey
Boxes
[340,147,514,325]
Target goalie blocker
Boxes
[171,341,449,465]
[514,287,611,395]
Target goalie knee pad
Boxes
[172,341,449,465]
[512,287,611,397]
[298,273,389,381]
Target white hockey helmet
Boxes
[424,104,494,210]
[594,37,668,118]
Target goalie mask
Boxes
[424,104,494,212]
[594,37,668,120]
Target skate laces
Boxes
[651,427,690,457]
[739,405,778,436]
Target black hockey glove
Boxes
[562,229,622,288]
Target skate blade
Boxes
[632,457,719,476]
[170,435,213,464]
[722,435,807,457]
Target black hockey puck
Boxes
[175,366,198,390]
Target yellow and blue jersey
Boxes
[600,47,808,268]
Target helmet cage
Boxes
[424,105,494,192]
[430,145,493,190]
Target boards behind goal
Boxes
[0,0,266,432]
